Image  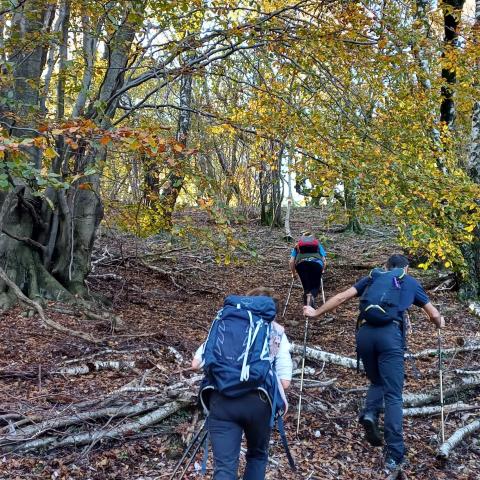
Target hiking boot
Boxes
[359,413,383,447]
[384,456,406,474]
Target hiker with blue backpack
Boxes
[289,231,327,307]
[192,287,293,479]
[303,254,444,474]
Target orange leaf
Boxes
[100,135,111,146]
[172,143,184,153]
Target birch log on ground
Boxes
[290,343,362,371]
[1,400,187,453]
[403,375,480,407]
[0,400,165,444]
[403,402,478,417]
[437,418,480,459]
[407,343,480,358]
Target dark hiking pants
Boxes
[208,391,271,480]
[295,260,323,303]
[356,322,405,462]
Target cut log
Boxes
[437,418,480,459]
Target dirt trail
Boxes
[0,208,479,479]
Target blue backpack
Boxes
[359,268,406,326]
[199,295,295,470]
[199,295,283,418]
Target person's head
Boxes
[245,286,280,313]
[386,254,409,271]
[301,230,313,237]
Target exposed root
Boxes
[0,266,102,344]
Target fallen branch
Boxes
[437,418,480,459]
[55,360,138,376]
[290,344,362,371]
[403,402,478,417]
[3,401,187,453]
[0,400,165,444]
[403,376,480,407]
[291,378,336,388]
[407,344,480,359]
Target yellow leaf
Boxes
[44,147,57,160]
[464,224,475,232]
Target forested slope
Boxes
[0,208,479,479]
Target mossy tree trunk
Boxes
[0,1,136,307]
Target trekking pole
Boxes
[177,428,208,480]
[169,421,206,480]
[438,329,445,444]
[296,294,311,435]
[320,277,326,305]
[282,276,295,318]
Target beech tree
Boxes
[0,0,319,304]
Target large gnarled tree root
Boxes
[0,266,101,344]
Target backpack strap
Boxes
[240,310,263,382]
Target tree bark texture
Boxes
[159,50,195,231]
[437,418,480,459]
[440,0,466,127]
[460,0,480,299]
[0,2,137,304]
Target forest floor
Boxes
[0,207,479,479]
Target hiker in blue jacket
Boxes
[303,254,444,473]
[192,287,293,480]
[289,231,327,307]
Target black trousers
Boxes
[296,261,323,302]
[208,391,271,479]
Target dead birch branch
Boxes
[0,400,164,444]
[290,344,362,371]
[437,418,480,459]
[55,360,137,376]
[403,376,480,407]
[3,401,186,453]
[403,402,478,417]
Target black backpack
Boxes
[359,268,406,326]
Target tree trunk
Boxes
[460,0,480,299]
[440,0,466,127]
[0,3,137,304]
[159,52,195,231]
[344,180,362,234]
[260,144,284,227]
